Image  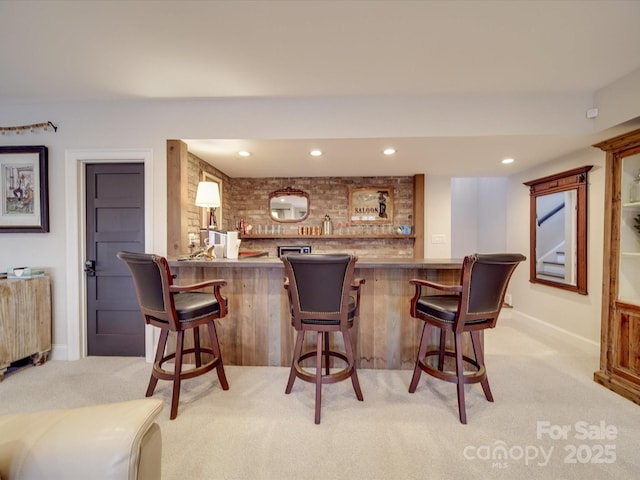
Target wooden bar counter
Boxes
[168,257,462,370]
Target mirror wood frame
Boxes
[523,165,592,295]
[269,186,309,223]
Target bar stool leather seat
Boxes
[281,253,365,424]
[408,253,525,424]
[117,251,230,420]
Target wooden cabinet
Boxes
[594,129,640,404]
[0,276,51,380]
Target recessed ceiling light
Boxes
[310,150,322,157]
[383,148,396,155]
[238,151,252,157]
[501,158,515,164]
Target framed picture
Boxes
[348,186,393,224]
[0,145,49,233]
[201,171,223,229]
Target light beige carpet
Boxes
[1,314,638,480]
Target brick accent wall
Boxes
[185,153,415,258]
[186,152,232,239]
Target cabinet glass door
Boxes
[619,153,640,305]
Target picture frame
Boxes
[348,186,393,224]
[0,145,49,233]
[201,171,223,229]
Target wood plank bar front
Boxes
[169,258,464,370]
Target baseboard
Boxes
[50,344,68,361]
[510,309,599,356]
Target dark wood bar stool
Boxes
[117,251,229,420]
[408,253,525,423]
[281,253,365,424]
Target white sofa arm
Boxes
[0,399,163,480]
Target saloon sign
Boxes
[348,186,393,224]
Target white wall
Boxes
[477,178,508,253]
[451,177,507,256]
[506,148,606,344]
[451,178,479,256]
[425,176,451,258]
[594,67,640,132]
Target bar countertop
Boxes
[168,257,463,269]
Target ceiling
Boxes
[2,1,640,177]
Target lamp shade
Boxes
[195,181,221,208]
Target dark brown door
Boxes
[86,163,145,356]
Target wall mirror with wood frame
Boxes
[269,187,309,222]
[523,165,592,295]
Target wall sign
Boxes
[348,186,393,224]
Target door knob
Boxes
[84,260,96,276]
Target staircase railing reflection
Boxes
[537,202,564,227]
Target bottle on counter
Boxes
[322,214,334,235]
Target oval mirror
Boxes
[269,187,309,222]
[524,165,592,295]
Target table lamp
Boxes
[195,181,221,230]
